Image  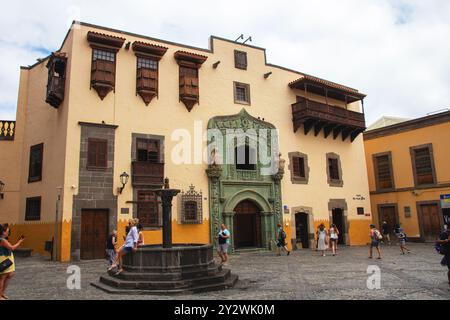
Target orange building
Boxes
[364,111,450,241]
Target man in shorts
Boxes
[218,224,230,265]
[437,227,450,291]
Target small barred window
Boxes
[180,185,203,224]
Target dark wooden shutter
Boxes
[87,139,107,169]
[292,157,305,178]
[234,50,248,70]
[329,158,340,180]
[137,191,160,228]
[414,148,434,185]
[376,155,393,189]
[28,143,44,182]
[25,197,41,221]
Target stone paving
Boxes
[5,243,450,300]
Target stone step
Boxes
[116,264,223,281]
[91,274,239,295]
[123,261,217,273]
[99,269,232,290]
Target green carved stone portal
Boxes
[206,109,283,252]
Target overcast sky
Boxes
[1,0,449,125]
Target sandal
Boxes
[114,269,123,276]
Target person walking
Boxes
[109,219,139,275]
[381,221,391,245]
[369,224,382,259]
[106,230,118,268]
[217,224,230,265]
[394,224,411,255]
[317,224,328,257]
[329,224,340,256]
[0,224,25,300]
[437,226,450,291]
[276,223,290,256]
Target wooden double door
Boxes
[80,209,109,260]
[419,203,442,241]
[378,205,398,238]
[233,200,262,248]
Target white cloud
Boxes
[1,0,449,124]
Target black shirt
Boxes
[106,234,116,250]
[382,224,390,234]
[439,231,450,254]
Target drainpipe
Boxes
[53,187,62,261]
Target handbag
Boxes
[0,258,13,272]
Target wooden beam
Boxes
[304,119,317,136]
[314,121,326,136]
[323,123,336,139]
[342,127,353,141]
[333,126,343,140]
[350,129,363,142]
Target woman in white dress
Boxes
[317,224,328,257]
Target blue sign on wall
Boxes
[441,194,450,209]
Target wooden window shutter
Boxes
[376,155,393,189]
[234,50,247,70]
[28,143,44,182]
[329,158,340,180]
[292,157,305,178]
[414,147,434,185]
[87,139,108,169]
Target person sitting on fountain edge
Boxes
[109,218,139,275]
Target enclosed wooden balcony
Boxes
[0,121,15,141]
[45,53,67,108]
[292,97,366,142]
[132,161,164,186]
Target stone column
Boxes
[222,211,235,252]
[155,178,180,249]
[261,211,275,250]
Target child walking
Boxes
[395,224,411,255]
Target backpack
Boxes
[375,230,383,241]
[279,229,287,240]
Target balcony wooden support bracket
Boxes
[303,119,317,136]
[323,123,336,139]
[314,121,326,136]
[333,126,344,140]
[350,129,364,142]
[341,127,353,141]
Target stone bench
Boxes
[14,248,33,258]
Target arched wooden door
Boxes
[233,200,262,248]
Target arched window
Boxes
[235,144,257,171]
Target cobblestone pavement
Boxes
[5,243,450,300]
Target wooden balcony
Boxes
[0,121,15,141]
[292,97,366,142]
[132,161,164,186]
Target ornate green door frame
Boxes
[206,109,284,252]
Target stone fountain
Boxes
[92,178,238,294]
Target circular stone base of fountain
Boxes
[91,244,238,294]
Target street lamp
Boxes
[0,180,4,199]
[118,172,129,194]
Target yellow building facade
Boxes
[0,21,372,261]
[364,111,450,241]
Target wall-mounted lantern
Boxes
[0,180,4,199]
[118,172,129,194]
